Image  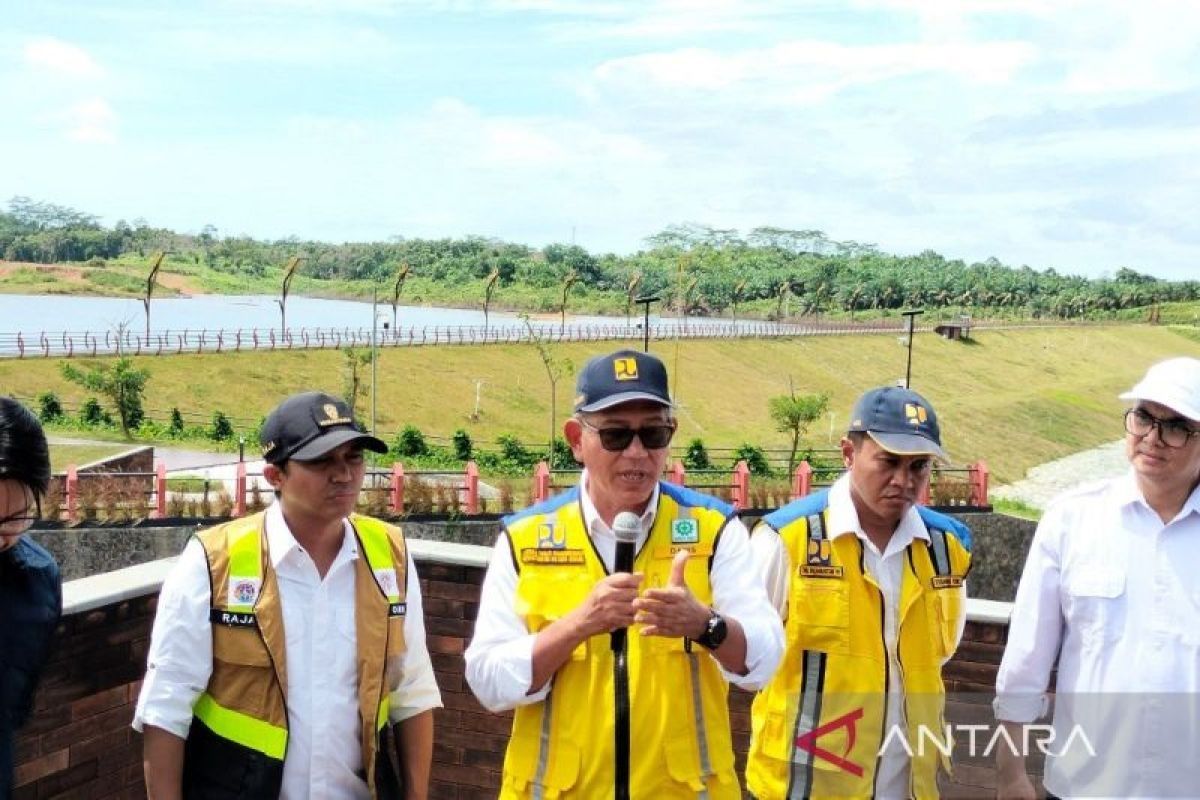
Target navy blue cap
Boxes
[847,386,948,462]
[574,349,673,413]
[260,391,387,464]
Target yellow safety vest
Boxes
[746,505,971,800]
[500,483,742,799]
[185,511,409,799]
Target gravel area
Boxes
[992,439,1128,509]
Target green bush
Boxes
[550,436,574,468]
[169,407,185,436]
[80,397,105,426]
[395,425,429,457]
[210,411,234,441]
[37,392,64,423]
[497,434,538,469]
[683,438,711,470]
[733,443,772,475]
[452,429,473,461]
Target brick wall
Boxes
[14,554,1030,799]
[13,594,154,800]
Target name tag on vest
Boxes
[211,609,257,627]
[799,565,844,579]
[931,575,964,589]
[521,548,586,565]
[389,602,407,617]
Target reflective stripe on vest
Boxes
[785,512,831,799]
[193,692,287,760]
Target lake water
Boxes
[0,293,668,334]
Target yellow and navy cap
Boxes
[259,391,387,464]
[574,349,673,413]
[847,386,948,463]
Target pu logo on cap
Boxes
[613,357,638,381]
[324,403,340,420]
[905,403,928,426]
[318,402,352,427]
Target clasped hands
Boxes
[572,549,709,640]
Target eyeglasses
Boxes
[1124,408,1200,448]
[0,512,37,536]
[578,418,676,452]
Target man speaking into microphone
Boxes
[466,348,782,799]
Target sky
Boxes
[2,0,1198,280]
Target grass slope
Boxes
[4,324,1198,484]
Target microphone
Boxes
[611,511,640,653]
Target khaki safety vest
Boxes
[185,511,409,799]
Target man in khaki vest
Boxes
[134,391,441,799]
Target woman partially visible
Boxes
[0,398,60,800]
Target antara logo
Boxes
[795,709,1097,775]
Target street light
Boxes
[635,295,660,352]
[901,309,924,389]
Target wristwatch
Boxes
[694,610,728,650]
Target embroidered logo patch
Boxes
[905,402,928,426]
[374,568,399,597]
[800,539,843,578]
[537,522,566,550]
[228,577,261,608]
[613,357,638,381]
[671,518,699,544]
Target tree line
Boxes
[3,197,1196,320]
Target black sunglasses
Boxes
[578,418,676,452]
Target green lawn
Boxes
[8,323,1199,485]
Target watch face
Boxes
[700,613,727,649]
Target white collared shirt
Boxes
[994,471,1200,798]
[751,474,967,800]
[133,502,442,799]
[464,471,784,713]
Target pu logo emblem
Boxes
[324,403,340,420]
[671,519,699,544]
[537,522,567,549]
[807,539,832,565]
[795,707,865,777]
[613,357,639,381]
[905,403,928,426]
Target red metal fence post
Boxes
[465,461,479,515]
[66,466,78,522]
[533,462,551,504]
[792,461,813,499]
[234,461,247,517]
[731,460,750,510]
[153,459,167,518]
[668,461,686,486]
[391,463,405,515]
[970,460,990,506]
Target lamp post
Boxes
[635,295,660,352]
[901,309,924,389]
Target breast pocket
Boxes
[791,581,850,655]
[1064,566,1126,645]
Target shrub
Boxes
[37,392,64,423]
[80,397,105,426]
[395,425,429,458]
[733,443,772,476]
[497,434,537,469]
[169,407,185,436]
[452,429,473,461]
[683,438,711,470]
[210,411,234,441]
[550,436,574,468]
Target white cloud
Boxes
[65,98,118,143]
[22,37,105,79]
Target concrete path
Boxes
[991,439,1128,509]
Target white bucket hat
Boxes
[1119,357,1200,422]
